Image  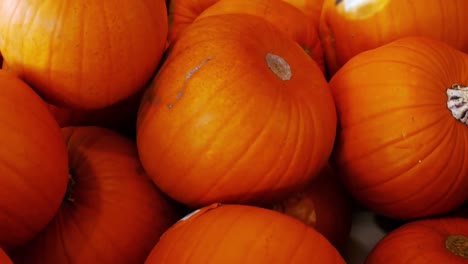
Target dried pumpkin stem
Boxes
[447,84,468,125]
[64,171,77,204]
[445,234,468,258]
[266,53,292,81]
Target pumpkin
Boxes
[0,70,68,250]
[329,37,468,220]
[145,203,346,264]
[319,0,468,77]
[284,0,325,28]
[365,217,468,263]
[0,0,168,110]
[10,126,182,264]
[0,248,12,264]
[193,0,325,73]
[137,13,337,208]
[268,164,353,250]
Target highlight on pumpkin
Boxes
[335,0,390,18]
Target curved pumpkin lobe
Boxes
[447,84,468,125]
[445,234,468,258]
[335,0,390,19]
[265,53,292,81]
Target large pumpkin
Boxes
[267,164,353,251]
[137,13,337,208]
[330,37,468,220]
[145,203,346,264]
[193,0,325,73]
[0,0,168,110]
[320,0,468,76]
[0,70,68,250]
[10,126,182,264]
[365,217,468,263]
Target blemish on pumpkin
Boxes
[265,53,292,81]
[167,57,214,109]
[302,46,312,57]
[445,234,468,258]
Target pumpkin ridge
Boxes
[195,84,284,203]
[338,110,448,176]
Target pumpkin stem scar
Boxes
[265,53,292,81]
[445,234,468,258]
[446,84,468,125]
[167,56,214,109]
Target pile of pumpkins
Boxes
[0,0,467,263]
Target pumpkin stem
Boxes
[445,234,468,258]
[266,53,292,81]
[446,84,468,125]
[64,171,77,204]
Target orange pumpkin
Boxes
[10,126,182,263]
[194,0,325,73]
[320,0,468,77]
[137,14,337,208]
[0,70,68,250]
[365,217,468,263]
[268,164,353,250]
[0,248,12,264]
[0,0,168,110]
[285,0,325,27]
[330,37,468,220]
[145,203,346,264]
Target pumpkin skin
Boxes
[365,217,468,263]
[10,126,182,264]
[137,14,337,208]
[0,70,68,250]
[267,164,353,251]
[284,0,324,28]
[320,0,468,77]
[145,203,346,264]
[0,248,12,264]
[330,37,468,220]
[194,0,325,73]
[0,0,168,110]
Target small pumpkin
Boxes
[145,203,346,264]
[10,126,182,264]
[267,164,353,251]
[0,248,12,264]
[137,13,337,208]
[0,0,168,110]
[330,37,468,220]
[0,70,68,250]
[319,0,468,77]
[193,0,325,73]
[365,217,468,263]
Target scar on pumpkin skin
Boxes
[167,56,214,109]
